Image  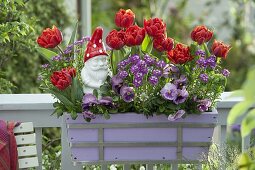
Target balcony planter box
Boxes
[64,110,217,165]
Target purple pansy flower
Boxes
[168,110,186,121]
[82,93,98,110]
[98,96,114,107]
[160,83,178,100]
[173,88,188,104]
[83,110,96,119]
[199,73,209,83]
[222,69,230,77]
[197,99,212,112]
[111,75,124,94]
[156,60,166,68]
[169,64,179,73]
[120,86,135,102]
[129,54,140,64]
[174,75,187,88]
[148,76,159,86]
[144,54,156,65]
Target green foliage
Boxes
[1,0,71,93]
[0,72,15,93]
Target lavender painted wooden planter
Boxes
[65,110,218,165]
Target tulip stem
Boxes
[57,45,64,55]
[202,43,210,57]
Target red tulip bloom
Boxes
[50,71,72,90]
[115,9,135,28]
[211,40,231,59]
[153,36,165,52]
[191,25,213,45]
[106,29,125,50]
[124,25,145,47]
[162,37,174,51]
[168,44,193,64]
[62,67,76,78]
[144,18,166,38]
[37,25,63,48]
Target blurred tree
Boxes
[1,0,71,93]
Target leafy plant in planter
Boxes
[37,9,230,121]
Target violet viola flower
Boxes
[160,83,178,101]
[82,36,91,41]
[117,59,129,70]
[195,50,206,57]
[129,54,140,64]
[222,69,230,77]
[120,86,135,102]
[111,75,124,94]
[152,69,162,77]
[199,73,209,83]
[156,60,166,68]
[98,96,114,107]
[173,88,188,104]
[174,75,187,88]
[197,99,212,112]
[130,64,139,74]
[206,55,216,68]
[196,57,206,68]
[52,55,62,61]
[144,54,156,66]
[41,64,49,69]
[148,76,159,86]
[133,77,143,88]
[82,93,98,110]
[118,70,128,79]
[83,110,96,119]
[168,110,186,121]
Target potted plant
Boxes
[37,9,230,164]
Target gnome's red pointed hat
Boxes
[84,27,108,62]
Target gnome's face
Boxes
[84,55,109,82]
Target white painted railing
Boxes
[0,92,245,170]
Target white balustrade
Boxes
[0,92,245,169]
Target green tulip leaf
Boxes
[36,47,57,63]
[227,100,254,125]
[141,34,153,53]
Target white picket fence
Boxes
[0,92,248,170]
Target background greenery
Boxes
[1,0,255,169]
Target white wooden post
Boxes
[81,0,91,36]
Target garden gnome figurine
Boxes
[81,27,109,94]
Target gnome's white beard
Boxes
[81,56,109,94]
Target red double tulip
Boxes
[106,29,125,50]
[144,18,166,38]
[153,36,174,52]
[211,40,231,59]
[191,25,213,45]
[37,25,63,48]
[168,43,193,64]
[162,37,174,51]
[124,25,145,47]
[62,67,76,78]
[115,9,135,28]
[50,71,72,90]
